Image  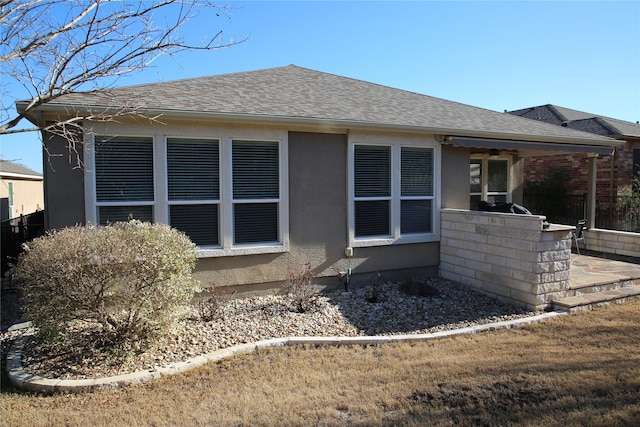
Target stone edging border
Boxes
[7,311,567,394]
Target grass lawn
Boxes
[2,300,640,426]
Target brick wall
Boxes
[440,209,574,310]
[524,140,637,198]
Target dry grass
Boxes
[2,300,640,426]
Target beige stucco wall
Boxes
[195,130,440,290]
[0,177,43,218]
[42,118,449,290]
[441,145,472,210]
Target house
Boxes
[508,105,640,199]
[15,65,623,304]
[0,160,44,221]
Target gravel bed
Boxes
[2,278,541,380]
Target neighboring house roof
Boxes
[0,160,43,180]
[508,104,640,139]
[19,65,620,148]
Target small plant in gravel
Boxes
[197,287,237,321]
[366,272,383,303]
[283,263,320,313]
[400,275,440,298]
[15,220,199,351]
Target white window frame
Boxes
[470,154,512,204]
[166,136,221,248]
[347,133,441,248]
[85,134,157,225]
[85,130,289,258]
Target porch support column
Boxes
[586,153,598,229]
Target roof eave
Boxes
[23,101,622,148]
[0,172,43,180]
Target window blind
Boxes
[401,200,432,234]
[355,200,390,237]
[98,205,153,225]
[95,137,154,202]
[234,203,278,244]
[167,139,219,200]
[232,140,279,199]
[354,145,390,197]
[401,147,433,196]
[170,204,219,246]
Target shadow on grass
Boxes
[396,373,640,426]
[388,317,640,426]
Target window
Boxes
[232,140,280,245]
[87,132,288,256]
[401,147,433,234]
[167,138,219,246]
[94,136,154,224]
[354,145,391,237]
[469,155,510,210]
[349,137,438,246]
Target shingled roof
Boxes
[0,160,42,180]
[508,104,640,139]
[21,65,619,147]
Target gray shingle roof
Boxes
[0,160,42,179]
[31,65,618,145]
[509,104,640,138]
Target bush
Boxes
[197,287,237,321]
[366,272,383,303]
[15,220,198,350]
[283,263,320,313]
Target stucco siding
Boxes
[195,131,440,290]
[193,131,350,288]
[441,145,471,209]
[43,131,85,229]
[45,119,444,290]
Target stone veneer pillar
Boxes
[440,209,574,311]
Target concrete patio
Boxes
[554,251,640,312]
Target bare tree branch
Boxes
[0,0,244,157]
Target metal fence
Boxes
[595,196,640,233]
[1,210,45,276]
[523,194,640,232]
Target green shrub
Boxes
[15,220,198,349]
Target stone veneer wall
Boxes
[440,209,574,311]
[584,229,640,258]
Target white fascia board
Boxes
[0,172,43,180]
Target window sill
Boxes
[196,243,289,258]
[350,233,440,248]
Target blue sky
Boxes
[1,1,639,173]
